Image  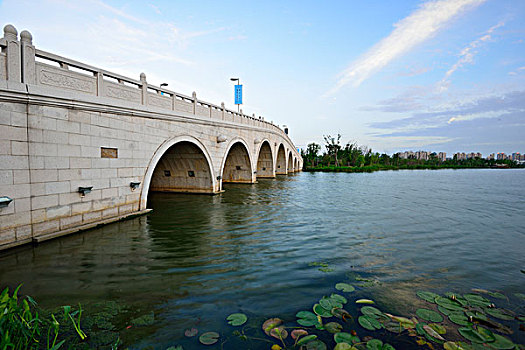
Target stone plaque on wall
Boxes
[101,147,118,158]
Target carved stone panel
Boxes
[211,109,221,119]
[148,93,172,110]
[196,104,210,117]
[175,100,193,113]
[36,63,96,94]
[103,81,141,103]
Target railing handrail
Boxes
[2,24,300,157]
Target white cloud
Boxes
[447,111,504,124]
[508,66,525,76]
[327,0,485,95]
[370,136,455,150]
[438,21,504,91]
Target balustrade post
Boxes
[192,91,197,114]
[140,72,148,105]
[96,71,104,96]
[221,102,225,120]
[3,24,21,82]
[20,30,35,84]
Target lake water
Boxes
[1,169,524,349]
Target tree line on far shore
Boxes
[300,134,523,172]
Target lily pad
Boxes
[486,308,514,321]
[435,297,464,311]
[438,305,456,315]
[383,321,404,333]
[296,334,317,346]
[313,303,333,317]
[226,313,247,326]
[263,318,283,336]
[385,314,415,329]
[382,344,395,350]
[423,325,445,341]
[488,291,506,299]
[335,283,355,293]
[361,306,383,318]
[476,327,495,343]
[325,321,343,333]
[296,311,320,327]
[416,308,443,322]
[305,340,327,350]
[458,327,485,343]
[489,334,515,349]
[417,291,439,303]
[199,332,219,345]
[270,326,288,340]
[367,339,383,350]
[184,328,198,337]
[320,296,342,310]
[359,315,382,331]
[449,313,470,326]
[291,329,308,340]
[428,323,446,335]
[334,332,360,344]
[464,293,491,307]
[331,307,351,320]
[334,343,353,350]
[356,299,375,304]
[330,293,348,304]
[443,341,471,350]
[415,322,427,336]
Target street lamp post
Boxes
[230,78,241,113]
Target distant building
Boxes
[454,152,467,160]
[416,151,428,161]
[487,153,495,160]
[497,153,507,160]
[397,151,415,159]
[467,152,482,159]
[438,152,446,162]
[511,152,521,161]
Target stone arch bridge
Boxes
[0,25,302,251]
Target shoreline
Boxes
[303,164,525,173]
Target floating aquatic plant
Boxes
[198,331,219,345]
[226,313,247,326]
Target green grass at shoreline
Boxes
[303,164,523,173]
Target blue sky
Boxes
[1,0,524,155]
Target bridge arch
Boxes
[287,151,294,173]
[220,138,254,187]
[255,140,274,178]
[294,157,298,172]
[140,136,217,209]
[276,144,287,175]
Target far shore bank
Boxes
[303,164,525,173]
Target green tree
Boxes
[323,134,342,166]
[304,142,321,167]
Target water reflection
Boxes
[0,170,523,348]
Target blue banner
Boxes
[235,84,242,105]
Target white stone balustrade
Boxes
[0,24,296,145]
